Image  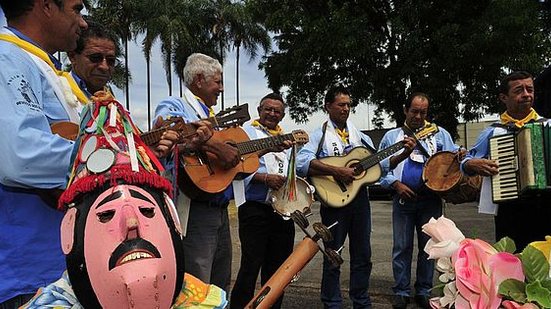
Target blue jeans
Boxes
[320,188,372,308]
[391,195,442,297]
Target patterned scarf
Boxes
[500,108,539,128]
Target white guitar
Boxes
[310,141,405,208]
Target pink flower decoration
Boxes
[453,239,524,309]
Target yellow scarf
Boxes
[251,119,283,136]
[194,95,215,117]
[335,127,349,144]
[0,34,88,105]
[500,108,539,128]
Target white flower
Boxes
[440,282,458,308]
[422,216,465,259]
[435,257,455,283]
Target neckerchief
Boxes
[0,34,88,105]
[251,119,283,136]
[500,108,539,128]
[334,126,349,144]
[5,26,62,69]
[194,95,215,117]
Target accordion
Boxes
[489,122,551,203]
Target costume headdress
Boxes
[58,92,184,308]
[59,91,172,209]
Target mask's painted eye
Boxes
[139,207,155,218]
[97,210,115,223]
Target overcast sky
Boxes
[0,9,385,133]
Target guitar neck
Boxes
[356,141,405,172]
[140,116,218,146]
[236,133,295,154]
[140,122,196,146]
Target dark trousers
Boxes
[320,188,372,309]
[495,194,551,251]
[230,201,295,309]
[0,294,34,309]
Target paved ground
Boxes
[228,199,495,308]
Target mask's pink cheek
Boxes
[61,207,78,255]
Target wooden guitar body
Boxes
[310,147,382,208]
[179,127,259,195]
[50,121,79,140]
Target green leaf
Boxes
[494,237,516,253]
[541,279,551,291]
[521,246,550,282]
[499,278,527,303]
[526,280,551,308]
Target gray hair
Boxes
[183,53,222,86]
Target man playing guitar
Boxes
[154,53,239,293]
[297,85,376,308]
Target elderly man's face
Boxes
[195,72,223,107]
[69,37,116,94]
[258,98,285,130]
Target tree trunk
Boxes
[168,54,173,96]
[147,56,151,130]
[124,39,130,110]
[236,45,240,106]
[219,39,225,110]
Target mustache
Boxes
[108,238,161,270]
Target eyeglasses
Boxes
[86,53,117,66]
[262,107,283,115]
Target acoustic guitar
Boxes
[179,127,309,196]
[140,103,251,146]
[311,126,437,208]
[50,103,250,143]
[311,142,405,208]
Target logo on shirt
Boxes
[8,74,41,112]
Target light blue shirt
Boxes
[155,95,206,124]
[0,36,73,189]
[296,121,376,177]
[0,32,69,302]
[379,126,458,189]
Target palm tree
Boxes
[227,2,270,105]
[88,0,139,110]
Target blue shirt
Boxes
[0,32,69,301]
[154,94,232,204]
[378,126,458,189]
[70,71,92,98]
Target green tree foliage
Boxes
[250,0,551,137]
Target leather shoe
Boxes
[392,295,409,309]
[414,295,431,309]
